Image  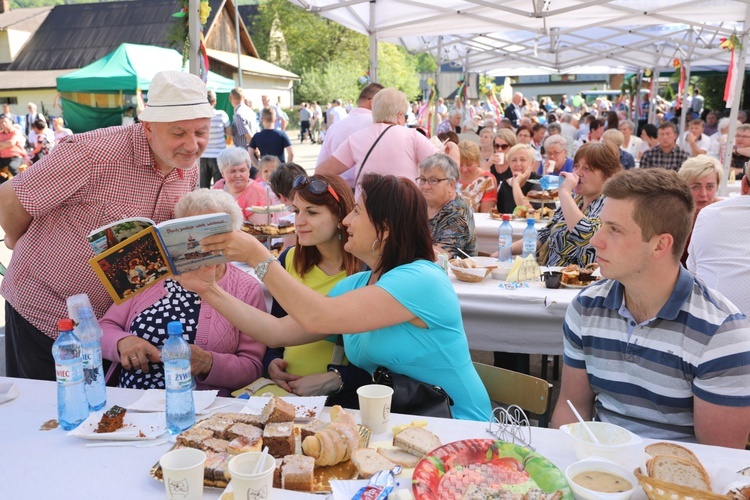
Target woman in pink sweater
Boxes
[99,189,267,396]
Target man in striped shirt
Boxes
[551,168,750,448]
[199,89,231,188]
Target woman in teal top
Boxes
[180,172,491,421]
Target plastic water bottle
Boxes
[75,306,107,411]
[539,175,561,191]
[498,214,513,263]
[522,218,538,258]
[53,319,89,430]
[163,321,195,434]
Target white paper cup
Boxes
[228,452,276,499]
[357,384,393,434]
[496,152,505,164]
[547,159,556,173]
[160,448,206,500]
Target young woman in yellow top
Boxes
[264,173,369,407]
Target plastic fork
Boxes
[85,438,168,448]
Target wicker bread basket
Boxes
[634,469,732,500]
[448,263,492,283]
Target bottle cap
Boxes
[502,214,511,221]
[58,318,74,331]
[167,321,183,335]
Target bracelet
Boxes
[254,255,277,282]
[327,366,344,394]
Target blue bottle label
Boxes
[166,367,192,391]
[55,362,83,386]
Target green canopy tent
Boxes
[56,43,236,132]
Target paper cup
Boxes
[228,452,276,499]
[160,448,206,500]
[357,384,393,434]
[496,152,505,164]
[547,160,556,173]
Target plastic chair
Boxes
[473,361,553,427]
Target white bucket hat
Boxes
[138,71,215,122]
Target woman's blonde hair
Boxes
[458,140,482,166]
[372,88,408,124]
[506,143,536,163]
[678,154,723,185]
[493,129,517,148]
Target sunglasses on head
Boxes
[494,143,510,151]
[292,175,340,203]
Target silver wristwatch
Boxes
[254,255,277,282]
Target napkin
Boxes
[0,381,19,404]
[506,255,541,282]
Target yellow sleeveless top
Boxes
[281,247,348,376]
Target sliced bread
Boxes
[377,447,421,468]
[647,455,711,491]
[392,426,441,457]
[352,448,397,479]
[645,442,702,467]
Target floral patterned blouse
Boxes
[457,171,497,212]
[537,193,605,267]
[429,196,477,258]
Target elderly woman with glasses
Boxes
[678,155,723,266]
[179,173,492,421]
[261,174,372,407]
[100,189,267,396]
[417,153,476,258]
[537,135,574,176]
[457,141,497,213]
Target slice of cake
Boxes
[200,437,230,453]
[221,412,265,428]
[226,422,263,441]
[273,458,283,488]
[94,405,127,433]
[263,422,295,458]
[260,397,296,424]
[197,417,235,439]
[176,427,214,448]
[204,451,230,482]
[226,422,264,454]
[299,419,327,441]
[281,454,315,491]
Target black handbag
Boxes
[372,366,454,419]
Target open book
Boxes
[87,213,231,304]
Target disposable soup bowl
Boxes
[560,421,642,463]
[565,457,638,500]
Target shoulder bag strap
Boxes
[330,334,345,365]
[354,124,395,186]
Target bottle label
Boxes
[82,346,102,369]
[166,367,192,391]
[55,362,83,386]
[498,235,512,248]
[523,241,536,255]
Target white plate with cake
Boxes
[68,405,167,440]
[240,396,326,421]
[125,389,219,414]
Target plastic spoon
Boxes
[253,446,270,474]
[566,400,600,444]
[456,248,480,265]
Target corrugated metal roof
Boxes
[8,0,226,71]
[207,49,299,81]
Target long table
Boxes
[473,213,549,255]
[450,272,577,355]
[3,377,750,500]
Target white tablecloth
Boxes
[450,273,577,355]
[473,213,549,255]
[3,377,750,500]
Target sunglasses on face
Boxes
[292,175,340,203]
[494,143,510,151]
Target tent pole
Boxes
[649,69,660,125]
[679,30,696,150]
[235,0,243,87]
[720,2,750,196]
[432,36,442,136]
[368,0,378,83]
[189,0,199,76]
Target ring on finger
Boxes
[130,355,138,361]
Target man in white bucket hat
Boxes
[0,70,213,381]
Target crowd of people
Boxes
[1,71,749,447]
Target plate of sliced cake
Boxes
[68,405,167,440]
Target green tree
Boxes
[297,60,364,104]
[377,43,421,100]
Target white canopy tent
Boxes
[289,0,750,194]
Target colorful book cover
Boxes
[88,213,231,304]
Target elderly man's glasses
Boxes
[292,175,340,203]
[415,177,448,186]
[494,143,510,151]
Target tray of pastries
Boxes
[241,220,295,236]
[151,398,370,493]
[526,189,559,201]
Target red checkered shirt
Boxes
[1,123,199,339]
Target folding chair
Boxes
[473,361,553,427]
